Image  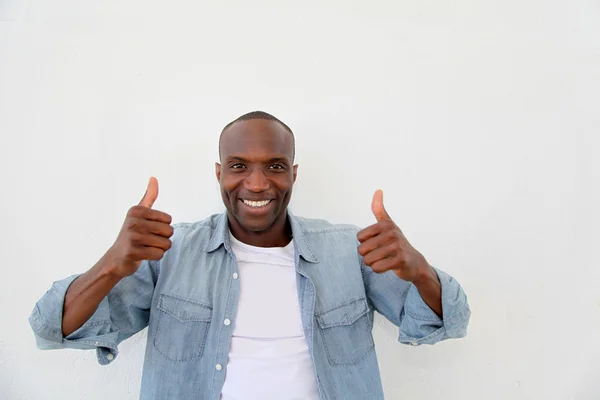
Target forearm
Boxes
[62,253,122,336]
[412,266,443,318]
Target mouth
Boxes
[240,199,273,208]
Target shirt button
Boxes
[411,341,418,346]
[216,364,222,371]
[224,319,231,326]
[233,272,239,279]
[106,353,114,361]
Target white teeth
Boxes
[242,199,271,208]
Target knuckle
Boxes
[381,220,393,230]
[152,248,165,260]
[129,231,143,245]
[126,219,140,231]
[143,249,156,260]
[397,255,407,266]
[357,244,366,256]
[371,264,383,273]
[123,247,137,261]
[128,206,143,217]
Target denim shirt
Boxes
[29,211,471,400]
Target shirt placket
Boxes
[211,250,240,399]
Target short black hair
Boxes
[219,111,295,160]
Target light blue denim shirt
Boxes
[29,211,470,400]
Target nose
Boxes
[244,168,270,192]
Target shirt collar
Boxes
[205,210,318,263]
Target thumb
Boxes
[139,177,159,208]
[371,189,390,222]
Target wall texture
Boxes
[1,0,599,398]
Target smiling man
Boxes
[30,111,471,400]
[217,114,296,247]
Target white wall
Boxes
[1,0,599,399]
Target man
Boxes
[30,111,471,399]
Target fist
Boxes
[107,177,174,278]
[357,190,429,283]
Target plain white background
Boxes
[1,0,599,399]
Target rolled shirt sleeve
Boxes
[399,267,471,345]
[29,260,158,365]
[362,261,471,346]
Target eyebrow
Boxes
[227,156,290,164]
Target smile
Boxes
[241,199,272,208]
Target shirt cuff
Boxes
[29,274,80,344]
[29,274,119,365]
[399,267,471,346]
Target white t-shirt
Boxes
[220,233,319,400]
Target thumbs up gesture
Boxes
[357,190,430,283]
[107,177,174,278]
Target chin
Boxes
[234,214,274,233]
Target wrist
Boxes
[97,250,128,280]
[412,262,438,287]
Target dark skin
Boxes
[61,177,174,336]
[218,119,442,316]
[216,119,297,247]
[60,118,441,337]
[358,190,442,317]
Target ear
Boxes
[215,162,221,182]
[293,164,298,183]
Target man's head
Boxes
[216,111,297,237]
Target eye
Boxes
[230,163,246,169]
[268,164,285,170]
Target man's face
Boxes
[216,119,297,233]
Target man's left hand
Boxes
[357,190,432,284]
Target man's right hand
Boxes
[107,177,174,278]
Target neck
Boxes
[228,211,292,248]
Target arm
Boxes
[357,190,470,345]
[61,254,125,337]
[29,177,173,363]
[29,259,158,364]
[411,265,442,318]
[361,261,470,345]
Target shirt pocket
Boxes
[316,297,375,366]
[153,294,212,362]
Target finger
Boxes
[362,243,398,267]
[130,206,172,224]
[357,219,397,243]
[144,209,172,224]
[371,189,391,222]
[133,246,166,261]
[358,230,397,255]
[139,177,159,208]
[369,257,398,274]
[130,219,174,238]
[131,232,172,251]
[357,223,383,243]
